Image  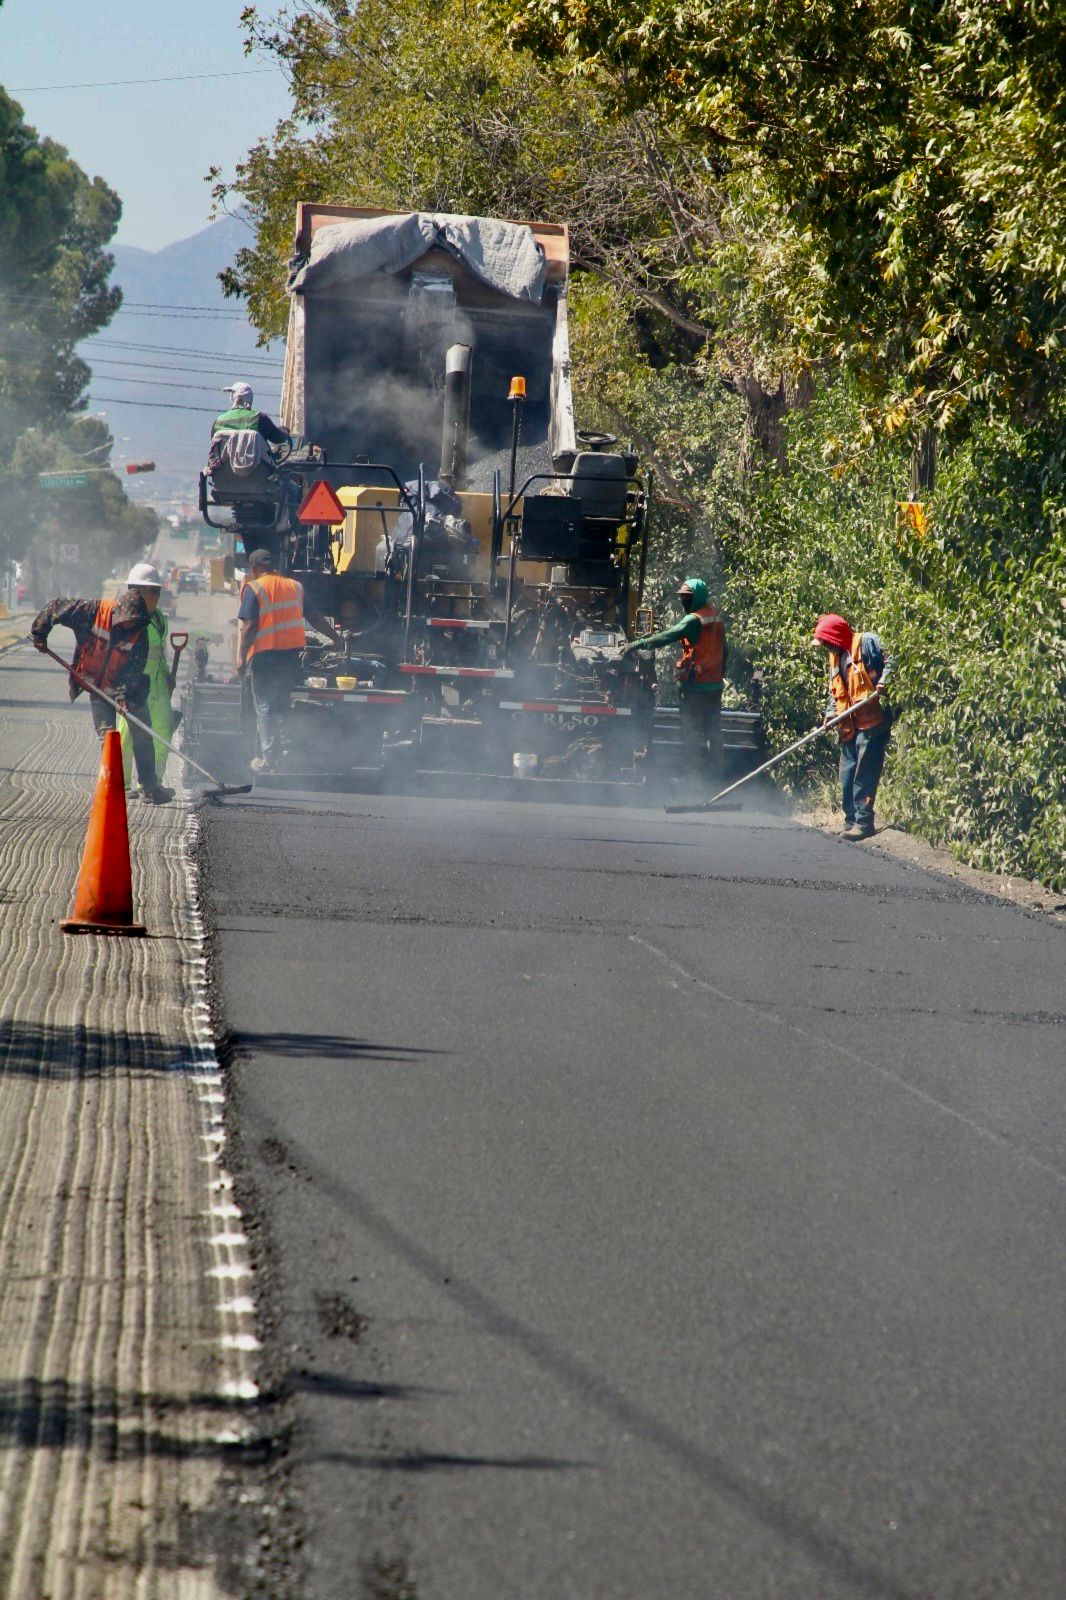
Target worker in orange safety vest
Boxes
[812,612,895,839]
[236,548,340,773]
[622,577,727,763]
[31,587,174,803]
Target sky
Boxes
[1,0,294,252]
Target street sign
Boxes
[58,544,80,562]
[38,472,89,490]
[297,480,347,525]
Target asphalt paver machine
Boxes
[193,204,760,790]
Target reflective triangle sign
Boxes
[297,479,347,525]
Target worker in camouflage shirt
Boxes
[31,588,174,804]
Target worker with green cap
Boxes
[117,562,177,788]
[621,578,727,762]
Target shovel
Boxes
[168,630,189,695]
[35,641,252,797]
[665,695,880,815]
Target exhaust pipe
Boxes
[439,343,471,488]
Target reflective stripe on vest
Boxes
[245,574,306,657]
[830,630,885,740]
[71,599,138,693]
[213,407,259,433]
[677,604,725,686]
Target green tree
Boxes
[496,0,1066,442]
[219,0,1064,886]
[220,0,719,339]
[0,88,156,585]
[219,0,789,524]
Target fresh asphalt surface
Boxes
[200,787,1066,1600]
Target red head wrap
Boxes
[812,613,853,653]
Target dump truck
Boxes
[191,204,761,790]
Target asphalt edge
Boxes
[190,800,308,1600]
[795,799,1066,925]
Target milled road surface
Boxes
[201,789,1065,1600]
[0,584,260,1600]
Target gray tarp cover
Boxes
[288,212,547,303]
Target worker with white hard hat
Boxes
[118,562,178,791]
[31,569,174,803]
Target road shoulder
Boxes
[0,642,261,1597]
[797,798,1066,923]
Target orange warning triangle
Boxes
[297,479,347,525]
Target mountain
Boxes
[83,216,285,506]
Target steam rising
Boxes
[302,275,555,489]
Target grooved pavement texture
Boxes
[0,644,237,1599]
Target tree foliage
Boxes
[496,0,1066,436]
[220,0,1063,885]
[0,88,156,584]
[221,0,721,345]
[715,383,1066,889]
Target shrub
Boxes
[716,385,1065,890]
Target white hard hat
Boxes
[126,562,163,588]
[224,382,254,406]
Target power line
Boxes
[12,68,281,92]
[0,348,284,383]
[4,294,247,317]
[88,395,222,414]
[0,334,284,369]
[123,301,251,315]
[91,356,282,383]
[82,336,284,366]
[105,313,248,323]
[113,308,247,321]
[84,372,279,396]
[84,335,283,363]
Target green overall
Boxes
[119,609,174,785]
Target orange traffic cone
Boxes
[60,729,147,937]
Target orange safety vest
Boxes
[830,630,885,741]
[677,604,725,687]
[244,573,306,658]
[71,600,140,695]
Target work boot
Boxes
[853,821,876,840]
[842,822,862,840]
[139,783,175,805]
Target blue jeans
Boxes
[249,649,301,764]
[840,725,890,827]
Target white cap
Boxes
[224,382,254,406]
[126,562,163,587]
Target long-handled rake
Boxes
[665,696,879,815]
[36,641,252,797]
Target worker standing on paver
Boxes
[117,563,176,789]
[31,587,175,803]
[236,548,340,773]
[622,578,726,763]
[812,612,894,839]
[211,382,291,455]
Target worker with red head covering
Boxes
[812,613,894,839]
